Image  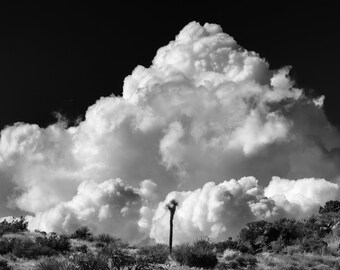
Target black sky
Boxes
[0,2,339,130]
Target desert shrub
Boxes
[101,244,153,269]
[134,257,153,270]
[0,217,28,236]
[303,215,327,239]
[214,237,238,253]
[238,218,306,253]
[70,226,93,241]
[172,239,217,269]
[0,238,15,254]
[234,254,257,268]
[101,244,134,269]
[35,234,71,252]
[75,244,88,253]
[0,259,12,270]
[95,242,105,249]
[237,241,255,254]
[36,258,76,270]
[222,249,240,261]
[319,200,340,214]
[95,233,128,248]
[239,220,270,244]
[238,220,275,252]
[6,234,70,259]
[69,252,109,270]
[137,244,169,264]
[227,260,239,269]
[273,219,304,246]
[193,236,213,250]
[283,266,304,270]
[215,262,228,270]
[12,238,56,259]
[172,243,190,265]
[221,254,255,269]
[283,245,301,255]
[298,237,327,253]
[95,233,115,243]
[35,229,47,236]
[270,240,285,253]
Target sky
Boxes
[1,2,340,244]
[1,2,340,129]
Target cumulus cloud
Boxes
[151,177,274,244]
[26,178,157,242]
[151,176,339,244]
[264,177,339,219]
[1,21,340,243]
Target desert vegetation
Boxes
[2,200,340,269]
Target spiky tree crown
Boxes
[165,199,179,213]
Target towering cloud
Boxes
[1,22,340,243]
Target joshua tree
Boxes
[165,199,179,254]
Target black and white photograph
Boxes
[1,2,340,269]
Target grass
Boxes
[172,239,218,269]
[3,221,340,270]
[257,252,340,270]
[2,235,340,270]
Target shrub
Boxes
[75,245,88,253]
[0,217,28,236]
[319,200,340,214]
[34,229,47,236]
[12,238,56,259]
[237,241,255,254]
[95,233,115,244]
[133,256,153,270]
[214,237,238,253]
[222,249,240,261]
[215,262,229,270]
[172,239,218,269]
[239,220,270,243]
[8,233,71,259]
[137,244,169,264]
[0,238,15,255]
[193,236,213,250]
[172,243,190,265]
[101,244,134,269]
[234,254,257,268]
[221,254,257,270]
[0,259,12,270]
[298,237,328,253]
[70,226,93,241]
[227,260,239,269]
[270,240,285,253]
[36,258,76,270]
[95,233,128,248]
[35,234,71,252]
[69,252,109,270]
[283,245,301,255]
[274,219,304,246]
[237,218,307,253]
[95,242,105,249]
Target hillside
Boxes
[2,200,340,269]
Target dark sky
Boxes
[0,2,339,130]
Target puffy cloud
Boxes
[1,21,340,243]
[150,177,275,244]
[151,176,339,244]
[27,178,157,243]
[264,177,339,219]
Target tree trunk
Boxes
[169,212,174,254]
